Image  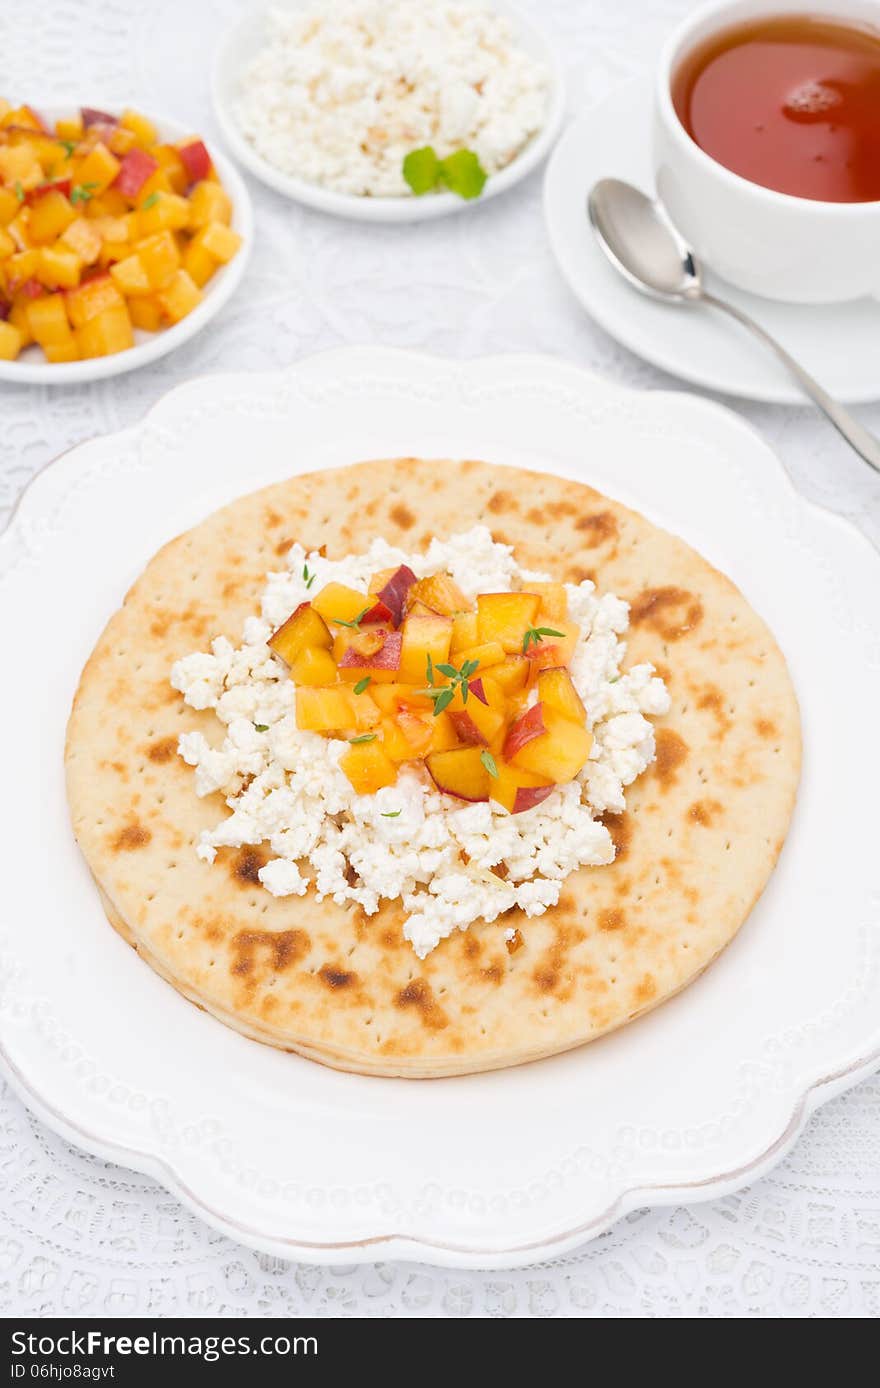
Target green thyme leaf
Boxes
[70,181,99,205]
[381,809,401,818]
[435,663,459,679]
[402,145,440,195]
[13,181,24,203]
[348,732,377,744]
[480,750,498,778]
[438,149,487,200]
[522,626,565,653]
[461,659,480,678]
[426,653,434,684]
[253,723,269,732]
[140,190,160,210]
[608,675,620,684]
[57,139,77,158]
[432,687,454,715]
[353,676,372,695]
[335,606,371,630]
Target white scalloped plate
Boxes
[1,348,878,1269]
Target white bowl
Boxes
[211,1,566,222]
[0,106,253,385]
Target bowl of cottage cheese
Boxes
[211,0,565,220]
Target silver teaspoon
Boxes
[587,177,880,475]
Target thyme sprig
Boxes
[418,654,480,717]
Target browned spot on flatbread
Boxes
[635,974,657,1005]
[231,929,309,978]
[654,728,689,786]
[395,978,448,1031]
[390,502,415,530]
[689,798,723,827]
[113,822,151,852]
[319,965,356,989]
[598,907,626,932]
[576,511,618,546]
[265,509,282,528]
[603,811,632,862]
[488,489,517,515]
[534,966,559,993]
[275,536,294,557]
[567,565,596,585]
[526,506,545,524]
[631,586,704,641]
[755,717,777,739]
[697,684,732,737]
[481,963,503,985]
[147,736,178,764]
[230,845,268,886]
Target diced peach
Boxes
[151,145,188,194]
[74,142,120,193]
[59,216,102,264]
[340,738,398,795]
[110,253,150,295]
[27,188,76,244]
[530,582,568,621]
[398,613,452,685]
[392,709,434,758]
[0,144,43,188]
[137,191,190,237]
[0,320,22,359]
[268,602,332,665]
[452,641,504,671]
[523,619,580,670]
[55,115,84,142]
[26,293,71,346]
[187,180,232,228]
[368,567,397,595]
[113,148,157,200]
[537,667,586,723]
[74,301,133,356]
[370,564,417,625]
[65,274,123,327]
[491,655,530,696]
[428,710,461,753]
[38,245,80,289]
[182,238,216,288]
[476,592,541,652]
[195,220,241,264]
[509,707,592,782]
[311,582,370,626]
[84,188,128,218]
[447,678,505,746]
[177,138,212,182]
[368,683,433,715]
[337,630,402,684]
[382,715,426,762]
[6,211,32,252]
[450,610,479,654]
[107,126,138,158]
[427,746,490,803]
[156,269,201,324]
[43,337,79,362]
[407,574,471,617]
[296,686,377,734]
[135,230,180,289]
[503,703,548,761]
[0,186,20,226]
[1,105,45,132]
[0,226,16,258]
[491,762,554,814]
[134,167,173,204]
[7,298,32,346]
[127,295,162,331]
[290,646,338,686]
[5,249,40,292]
[119,109,157,147]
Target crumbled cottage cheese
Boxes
[236,1,549,197]
[171,527,669,957]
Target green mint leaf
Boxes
[480,750,498,778]
[353,676,372,695]
[253,723,269,732]
[381,810,401,818]
[348,732,376,744]
[438,149,487,200]
[403,145,440,195]
[140,191,160,210]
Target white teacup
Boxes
[653,0,880,303]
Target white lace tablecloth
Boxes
[2,0,878,1319]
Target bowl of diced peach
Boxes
[0,101,252,382]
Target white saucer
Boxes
[544,81,880,406]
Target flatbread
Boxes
[65,459,800,1077]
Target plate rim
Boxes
[210,0,566,223]
[543,77,880,407]
[2,345,879,1269]
[0,103,253,386]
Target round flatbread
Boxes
[65,459,800,1077]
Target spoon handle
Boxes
[700,291,880,475]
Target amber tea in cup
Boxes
[671,13,880,201]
